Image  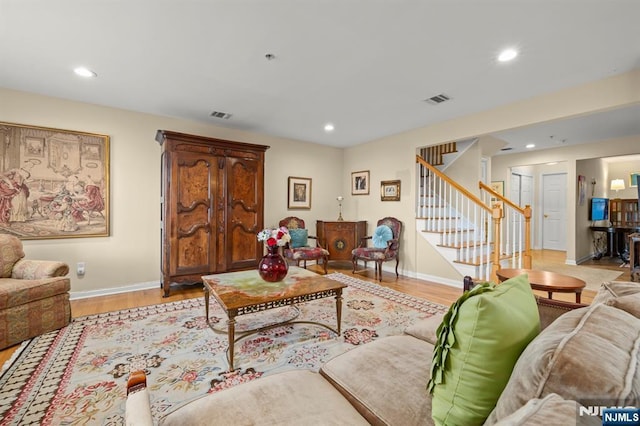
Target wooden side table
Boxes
[316,220,366,262]
[496,268,586,303]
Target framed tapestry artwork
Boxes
[0,121,110,239]
[351,170,370,195]
[287,176,311,209]
[380,180,401,201]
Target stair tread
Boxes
[438,242,490,249]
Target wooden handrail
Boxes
[417,155,491,213]
[479,181,528,215]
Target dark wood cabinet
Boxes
[316,220,367,261]
[610,198,640,228]
[156,130,269,296]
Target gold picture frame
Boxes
[287,176,312,209]
[381,180,401,201]
[0,121,110,239]
[351,170,370,195]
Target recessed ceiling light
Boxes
[324,123,335,133]
[74,67,97,78]
[525,143,535,149]
[498,48,518,62]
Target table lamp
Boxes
[336,196,344,221]
[610,179,625,197]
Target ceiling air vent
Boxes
[210,111,232,119]
[424,93,451,105]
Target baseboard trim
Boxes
[70,281,159,300]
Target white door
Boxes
[510,172,535,246]
[542,173,567,250]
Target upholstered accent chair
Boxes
[278,217,330,274]
[0,234,71,349]
[352,217,402,282]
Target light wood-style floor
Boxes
[0,250,630,367]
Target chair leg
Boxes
[322,256,328,274]
[395,258,399,277]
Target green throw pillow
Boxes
[289,228,308,248]
[427,273,540,426]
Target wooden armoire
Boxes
[156,130,269,297]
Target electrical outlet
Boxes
[77,262,85,276]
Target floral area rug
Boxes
[0,273,448,425]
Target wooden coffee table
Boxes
[202,267,347,370]
[496,268,586,303]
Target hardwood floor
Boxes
[1,252,631,368]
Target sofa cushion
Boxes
[0,235,25,278]
[289,228,308,248]
[0,277,71,310]
[320,334,435,426]
[428,274,540,426]
[492,393,601,426]
[606,292,640,318]
[487,302,640,423]
[592,280,640,305]
[160,370,369,426]
[404,312,445,345]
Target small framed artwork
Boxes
[381,180,401,201]
[351,170,370,195]
[630,172,640,188]
[490,181,504,196]
[287,176,312,209]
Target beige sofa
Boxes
[126,280,640,425]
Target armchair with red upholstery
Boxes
[0,234,71,349]
[352,217,402,282]
[278,217,329,274]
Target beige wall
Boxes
[0,88,343,297]
[343,69,640,283]
[1,68,639,295]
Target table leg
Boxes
[335,289,343,335]
[576,291,582,304]
[204,287,210,322]
[547,291,553,299]
[228,315,236,371]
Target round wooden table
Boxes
[496,268,586,303]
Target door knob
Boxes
[544,214,549,218]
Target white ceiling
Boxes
[1,0,639,149]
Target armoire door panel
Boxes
[226,157,263,269]
[175,227,211,274]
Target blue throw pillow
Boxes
[372,225,393,248]
[289,228,308,248]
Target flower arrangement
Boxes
[257,226,291,247]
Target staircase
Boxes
[416,152,531,282]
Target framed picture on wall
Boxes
[0,121,110,239]
[380,180,401,201]
[287,176,312,209]
[630,172,640,188]
[351,170,370,195]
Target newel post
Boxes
[491,203,502,284]
[523,205,532,269]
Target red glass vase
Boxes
[258,245,289,282]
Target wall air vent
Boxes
[500,147,513,151]
[210,111,232,119]
[424,93,451,105]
